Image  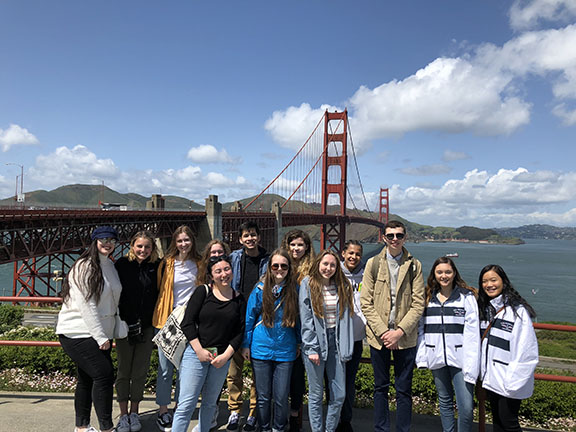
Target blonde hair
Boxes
[281,229,315,283]
[127,231,159,263]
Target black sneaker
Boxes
[226,412,240,431]
[243,416,257,432]
[156,411,173,432]
[289,415,300,432]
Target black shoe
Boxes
[336,421,353,432]
[227,413,240,431]
[289,415,300,432]
[242,416,257,431]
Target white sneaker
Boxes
[116,414,130,432]
[129,413,142,432]
[74,427,100,432]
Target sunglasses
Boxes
[98,238,117,244]
[271,263,289,271]
[385,233,405,241]
[209,254,229,264]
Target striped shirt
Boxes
[323,284,338,329]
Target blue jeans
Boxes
[172,345,230,432]
[155,328,180,407]
[432,366,474,432]
[340,340,363,423]
[252,358,293,432]
[303,329,346,432]
[370,345,417,432]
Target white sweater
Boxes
[56,254,122,346]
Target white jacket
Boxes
[56,255,122,346]
[416,285,480,384]
[480,294,538,399]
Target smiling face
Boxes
[288,237,307,261]
[211,260,233,289]
[96,238,116,256]
[239,228,260,253]
[482,270,504,298]
[434,263,455,290]
[270,254,289,284]
[318,253,338,284]
[175,233,192,258]
[342,244,362,271]
[209,243,225,257]
[132,237,153,263]
[384,227,406,256]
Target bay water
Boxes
[1,239,574,324]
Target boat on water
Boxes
[445,252,459,258]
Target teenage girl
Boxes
[242,249,300,432]
[152,225,201,431]
[477,265,538,432]
[416,257,480,432]
[299,250,354,432]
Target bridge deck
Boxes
[0,391,549,432]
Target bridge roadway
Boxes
[0,391,549,432]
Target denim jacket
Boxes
[299,276,354,362]
[230,247,269,293]
[242,281,300,361]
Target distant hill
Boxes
[495,224,576,240]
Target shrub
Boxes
[0,304,25,333]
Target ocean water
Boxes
[1,239,575,323]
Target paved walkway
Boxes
[0,391,552,432]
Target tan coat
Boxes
[360,246,425,350]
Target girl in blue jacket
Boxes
[242,249,300,432]
[299,250,355,432]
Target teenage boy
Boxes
[226,221,269,431]
[360,221,425,432]
[337,240,366,432]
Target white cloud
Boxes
[510,0,576,31]
[443,150,470,161]
[187,144,240,164]
[388,168,576,227]
[0,124,39,152]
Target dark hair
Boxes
[261,249,298,328]
[425,257,476,305]
[166,225,201,262]
[239,221,260,237]
[206,254,233,283]
[197,239,231,285]
[343,239,363,254]
[478,264,536,320]
[61,241,107,304]
[127,230,159,263]
[385,220,406,233]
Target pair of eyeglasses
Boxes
[385,233,405,241]
[98,238,117,244]
[271,263,289,271]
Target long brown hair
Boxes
[165,225,201,262]
[197,239,231,285]
[61,241,106,304]
[127,231,159,263]
[425,257,477,305]
[281,229,315,283]
[261,249,299,328]
[307,249,353,319]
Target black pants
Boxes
[59,335,115,430]
[340,340,364,424]
[290,354,306,411]
[487,390,522,432]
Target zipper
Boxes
[441,302,448,365]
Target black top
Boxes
[115,256,159,327]
[181,284,246,355]
[240,251,265,299]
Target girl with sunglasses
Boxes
[172,254,246,432]
[299,250,355,432]
[241,249,300,432]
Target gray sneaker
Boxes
[129,413,142,432]
[116,414,130,432]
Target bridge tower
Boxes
[379,187,389,241]
[320,110,348,252]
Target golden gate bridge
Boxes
[1,110,390,299]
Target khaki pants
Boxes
[226,350,257,417]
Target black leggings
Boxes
[487,390,522,432]
[59,335,115,431]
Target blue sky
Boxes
[1,0,575,228]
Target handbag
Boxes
[114,312,129,339]
[152,284,209,369]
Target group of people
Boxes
[55,219,539,432]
